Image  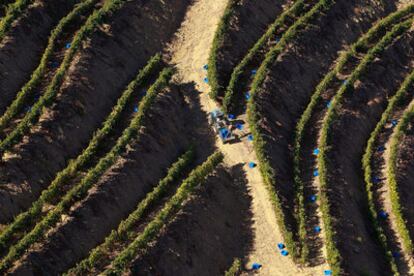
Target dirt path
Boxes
[166,0,327,274]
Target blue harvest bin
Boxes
[314,226,321,233]
[203,64,208,70]
[65,43,71,49]
[277,243,285,250]
[219,128,231,139]
[245,92,251,101]
[313,169,319,177]
[281,250,289,256]
[392,252,401,258]
[134,106,139,113]
[248,134,254,141]
[372,176,381,184]
[391,120,398,127]
[203,77,209,84]
[228,114,235,120]
[379,211,388,219]
[248,162,256,168]
[313,148,320,156]
[327,101,332,108]
[252,263,262,270]
[324,270,333,276]
[310,195,317,202]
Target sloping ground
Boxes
[0,0,192,223]
[1,0,414,275]
[128,165,253,276]
[7,86,215,275]
[322,31,414,275]
[253,0,388,250]
[0,0,78,113]
[209,0,290,99]
[395,118,414,243]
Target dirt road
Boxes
[166,0,329,274]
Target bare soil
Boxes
[324,30,414,275]
[127,165,254,276]
[0,0,78,113]
[0,0,192,223]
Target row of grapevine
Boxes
[0,0,132,153]
[0,0,98,137]
[386,100,414,256]
[362,67,414,273]
[293,4,414,268]
[207,0,239,101]
[246,0,336,262]
[0,0,16,17]
[102,151,224,275]
[0,54,162,256]
[224,258,242,276]
[0,0,34,40]
[222,0,312,113]
[66,147,196,275]
[207,0,293,103]
[317,17,414,275]
[0,67,173,273]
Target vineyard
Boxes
[0,0,414,275]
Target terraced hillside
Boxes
[1,0,414,275]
